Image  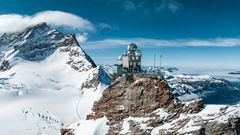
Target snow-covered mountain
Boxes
[102,65,240,104]
[164,71,240,104]
[1,23,240,135]
[63,75,240,135]
[0,23,111,135]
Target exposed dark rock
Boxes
[191,118,240,135]
[64,75,240,135]
[0,60,9,71]
[60,128,74,135]
[0,23,96,73]
[88,76,174,120]
[219,106,229,114]
[85,76,204,134]
[183,100,204,114]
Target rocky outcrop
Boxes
[60,128,74,135]
[0,60,9,71]
[61,34,97,72]
[183,100,204,114]
[80,66,112,90]
[184,117,240,135]
[87,76,173,120]
[85,75,204,134]
[63,75,240,135]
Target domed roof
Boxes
[127,43,138,51]
[118,55,123,60]
[135,50,142,56]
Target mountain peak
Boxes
[0,21,112,135]
[0,23,96,72]
[29,22,48,30]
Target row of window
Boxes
[129,62,141,65]
[130,56,140,60]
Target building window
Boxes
[136,57,138,60]
[132,56,135,60]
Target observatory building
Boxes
[113,43,142,75]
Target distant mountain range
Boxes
[229,71,240,75]
[102,65,240,104]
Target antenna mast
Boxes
[160,54,163,73]
[154,53,156,71]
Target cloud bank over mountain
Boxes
[0,10,94,33]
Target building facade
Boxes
[114,43,142,75]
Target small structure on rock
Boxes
[113,43,164,80]
[113,43,142,75]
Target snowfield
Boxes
[0,23,111,135]
[0,49,109,135]
[67,116,109,135]
[151,104,240,135]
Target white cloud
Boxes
[168,2,180,13]
[97,23,112,30]
[123,1,136,11]
[97,23,119,32]
[82,37,240,49]
[76,33,88,43]
[0,10,94,33]
[155,0,181,13]
[114,0,182,14]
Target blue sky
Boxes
[1,0,240,68]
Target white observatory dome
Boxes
[118,55,123,60]
[127,43,138,51]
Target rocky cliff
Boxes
[60,75,240,135]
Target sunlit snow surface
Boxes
[0,24,239,135]
[68,116,109,135]
[0,49,108,135]
[151,104,240,135]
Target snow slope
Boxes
[66,75,240,135]
[102,64,240,104]
[151,104,240,134]
[0,23,111,135]
[163,71,240,104]
[67,116,109,135]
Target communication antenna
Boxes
[160,54,163,73]
[153,53,156,71]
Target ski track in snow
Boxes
[0,48,108,134]
[76,91,84,120]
